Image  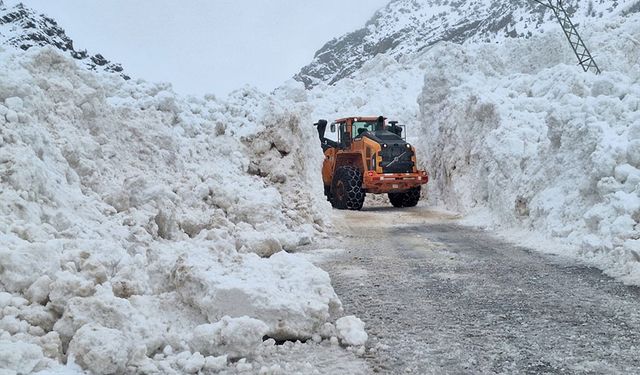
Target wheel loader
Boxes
[314,116,428,210]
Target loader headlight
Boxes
[382,144,388,148]
[406,144,411,149]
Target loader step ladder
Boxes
[532,0,601,74]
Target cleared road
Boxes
[313,205,640,374]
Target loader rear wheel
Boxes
[388,186,421,208]
[331,166,365,210]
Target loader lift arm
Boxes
[531,0,601,74]
[314,119,339,152]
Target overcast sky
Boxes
[9,0,389,96]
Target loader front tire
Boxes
[323,185,332,202]
[331,166,365,210]
[388,186,421,208]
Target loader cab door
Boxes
[336,121,351,148]
[324,121,342,143]
[321,122,341,185]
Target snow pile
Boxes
[418,15,640,282]
[0,45,344,374]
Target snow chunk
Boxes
[203,355,228,371]
[189,316,268,359]
[274,79,308,103]
[0,339,43,374]
[0,292,11,309]
[53,285,148,348]
[628,140,640,168]
[336,316,368,346]
[4,96,23,110]
[5,109,18,123]
[181,351,205,373]
[67,324,132,375]
[0,243,61,293]
[172,251,342,340]
[26,275,53,305]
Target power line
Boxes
[531,0,601,74]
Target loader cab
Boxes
[336,118,375,147]
[346,117,406,141]
[334,117,381,143]
[320,117,406,150]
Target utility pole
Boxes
[531,0,601,74]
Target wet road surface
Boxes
[312,206,640,374]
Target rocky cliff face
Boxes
[295,0,640,88]
[0,0,128,78]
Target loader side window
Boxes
[322,122,339,145]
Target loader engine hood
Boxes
[363,130,415,173]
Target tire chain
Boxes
[331,166,365,210]
[388,186,421,208]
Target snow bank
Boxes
[418,15,640,283]
[0,46,339,374]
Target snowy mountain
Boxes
[0,0,128,79]
[295,0,640,88]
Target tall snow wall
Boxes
[418,15,640,282]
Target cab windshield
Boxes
[352,121,377,138]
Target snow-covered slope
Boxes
[295,0,640,88]
[0,44,366,374]
[0,0,127,79]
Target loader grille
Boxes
[380,144,414,173]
